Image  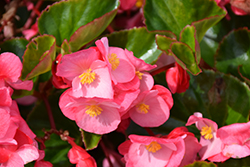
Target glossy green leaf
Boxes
[0,38,29,61]
[69,8,118,52]
[61,40,72,56]
[144,0,226,42]
[215,28,250,80]
[170,70,250,127]
[38,0,119,46]
[81,129,102,150]
[157,34,201,75]
[107,27,176,64]
[21,35,56,80]
[217,156,250,167]
[185,161,216,167]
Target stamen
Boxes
[79,68,96,84]
[136,71,143,80]
[136,0,143,8]
[200,125,213,140]
[145,141,162,153]
[136,103,149,114]
[108,53,120,70]
[85,105,103,117]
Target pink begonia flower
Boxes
[217,121,250,159]
[186,112,225,161]
[216,0,248,16]
[186,113,250,162]
[164,127,202,167]
[128,89,170,127]
[118,134,185,167]
[0,129,39,167]
[22,22,38,40]
[166,62,190,94]
[67,137,97,167]
[0,52,33,91]
[95,37,135,84]
[56,48,113,99]
[34,150,53,167]
[59,88,121,135]
[52,53,71,89]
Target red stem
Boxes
[107,25,114,33]
[41,94,56,130]
[150,63,175,76]
[144,127,155,136]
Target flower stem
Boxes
[41,94,56,130]
[150,62,175,76]
[144,127,155,136]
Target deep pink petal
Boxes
[2,152,24,167]
[0,52,22,83]
[8,79,33,91]
[0,87,13,106]
[0,108,11,139]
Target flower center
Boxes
[85,105,102,117]
[145,141,162,153]
[108,53,120,70]
[136,71,143,80]
[136,103,149,114]
[200,125,213,140]
[136,0,143,8]
[79,68,96,84]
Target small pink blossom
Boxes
[56,48,113,99]
[22,22,38,40]
[59,88,121,135]
[118,134,185,167]
[95,37,135,84]
[128,89,170,127]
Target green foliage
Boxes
[81,130,102,150]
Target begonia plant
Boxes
[0,0,250,166]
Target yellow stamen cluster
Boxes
[136,71,143,80]
[200,125,213,140]
[79,68,96,84]
[136,0,143,8]
[136,103,149,114]
[108,53,120,70]
[145,141,162,153]
[85,104,103,117]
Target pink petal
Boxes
[8,79,33,91]
[139,72,154,92]
[0,87,13,106]
[222,144,250,158]
[152,85,173,109]
[16,144,39,164]
[2,153,24,167]
[0,52,22,83]
[0,107,11,139]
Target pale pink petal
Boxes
[129,91,169,127]
[208,152,229,162]
[199,135,223,160]
[16,144,39,164]
[166,138,185,167]
[222,144,250,158]
[56,48,99,81]
[0,52,22,83]
[95,37,109,57]
[115,76,140,91]
[2,153,24,167]
[139,72,154,92]
[152,85,173,109]
[75,103,121,135]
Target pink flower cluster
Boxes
[118,112,250,167]
[0,52,41,166]
[57,37,173,135]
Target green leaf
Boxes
[0,38,29,61]
[184,161,216,167]
[81,129,102,150]
[38,0,119,46]
[144,0,226,42]
[69,8,118,52]
[21,35,56,80]
[217,156,250,167]
[170,70,250,128]
[61,40,72,56]
[215,28,250,80]
[157,34,201,75]
[107,27,176,64]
